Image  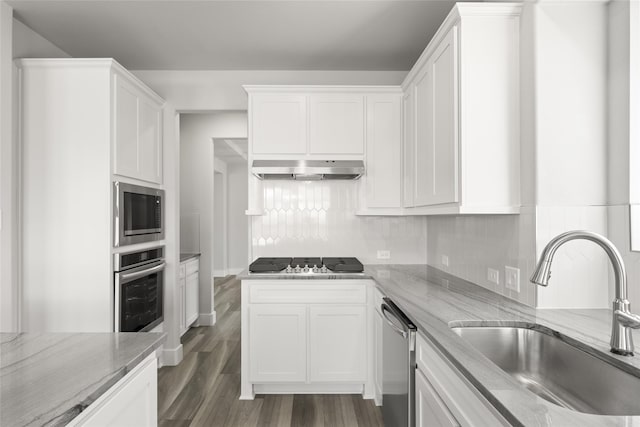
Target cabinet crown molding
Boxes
[16,58,165,106]
[401,2,522,90]
[243,85,402,94]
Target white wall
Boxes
[227,162,249,273]
[607,0,640,308]
[180,112,247,320]
[1,12,72,332]
[13,19,70,59]
[213,171,226,276]
[132,70,407,111]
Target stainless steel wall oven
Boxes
[114,246,165,332]
[113,181,164,247]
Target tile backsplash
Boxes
[426,207,538,306]
[251,180,427,264]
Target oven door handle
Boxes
[120,262,166,282]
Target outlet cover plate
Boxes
[505,266,520,292]
[377,250,391,260]
[487,268,500,284]
[441,255,449,267]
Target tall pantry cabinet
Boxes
[18,58,164,332]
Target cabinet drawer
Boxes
[416,333,509,427]
[248,281,367,304]
[186,259,199,276]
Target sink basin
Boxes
[452,326,640,415]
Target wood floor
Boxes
[158,276,384,427]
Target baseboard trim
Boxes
[213,269,228,277]
[227,268,243,275]
[253,383,365,395]
[198,311,216,326]
[162,344,184,366]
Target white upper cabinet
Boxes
[309,94,364,155]
[245,86,375,159]
[113,72,164,184]
[250,93,307,155]
[403,3,522,214]
[359,93,403,213]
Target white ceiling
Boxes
[8,0,471,70]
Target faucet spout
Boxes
[530,230,638,356]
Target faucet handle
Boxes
[615,310,640,329]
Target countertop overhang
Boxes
[0,332,166,427]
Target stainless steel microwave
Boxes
[113,182,164,247]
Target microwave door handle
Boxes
[120,262,166,282]
[381,303,409,339]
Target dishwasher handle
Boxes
[381,303,409,338]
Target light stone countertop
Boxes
[180,252,201,263]
[0,332,166,427]
[240,264,640,426]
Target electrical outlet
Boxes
[487,268,500,285]
[441,255,449,267]
[377,250,391,260]
[505,266,520,292]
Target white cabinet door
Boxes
[251,94,307,155]
[365,94,402,208]
[114,76,139,179]
[403,89,416,208]
[414,58,434,207]
[416,368,460,427]
[309,305,366,382]
[374,308,383,404]
[414,27,458,207]
[429,27,458,205]
[71,356,157,427]
[249,305,307,383]
[137,97,162,184]
[309,94,364,155]
[113,74,163,184]
[185,272,199,328]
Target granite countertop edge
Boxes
[239,264,640,426]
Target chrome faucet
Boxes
[531,230,640,356]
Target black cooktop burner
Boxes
[321,257,364,273]
[291,257,322,268]
[249,257,292,273]
[249,257,364,273]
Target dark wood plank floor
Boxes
[158,276,384,427]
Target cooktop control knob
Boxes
[303,265,309,273]
[294,265,301,273]
[321,265,328,274]
[312,265,319,273]
[286,265,293,273]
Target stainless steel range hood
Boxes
[252,160,365,181]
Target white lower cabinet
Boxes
[415,333,509,427]
[416,369,460,427]
[242,280,372,398]
[179,258,200,336]
[309,305,366,382]
[249,304,307,383]
[68,354,157,427]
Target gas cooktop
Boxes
[249,257,364,275]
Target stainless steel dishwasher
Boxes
[381,297,417,427]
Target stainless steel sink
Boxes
[452,326,640,415]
